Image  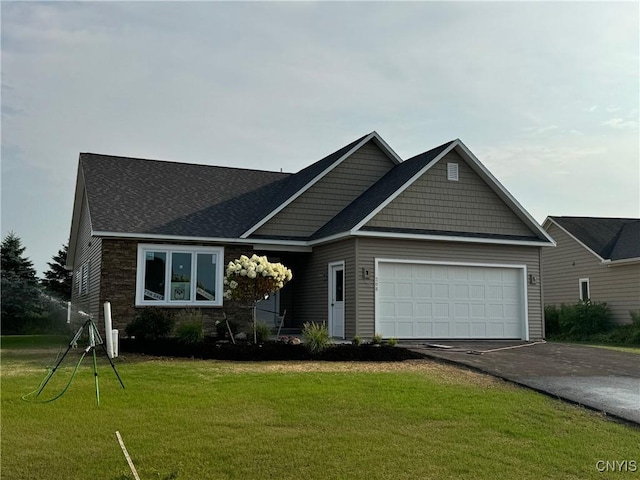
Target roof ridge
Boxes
[79,152,292,176]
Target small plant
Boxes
[302,321,330,353]
[177,322,204,344]
[176,309,205,344]
[387,337,398,347]
[254,320,271,344]
[125,309,174,340]
[371,333,383,345]
[215,318,239,340]
[351,335,362,346]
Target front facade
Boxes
[68,132,554,340]
[542,217,640,324]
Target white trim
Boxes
[352,230,552,247]
[251,244,312,252]
[135,244,225,307]
[328,260,346,339]
[352,141,456,231]
[454,141,556,245]
[544,217,639,266]
[374,258,529,341]
[543,217,605,262]
[93,230,309,247]
[94,229,550,249]
[352,139,555,245]
[240,131,401,239]
[579,277,590,301]
[603,257,640,266]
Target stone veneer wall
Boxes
[99,239,255,336]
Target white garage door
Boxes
[376,261,526,339]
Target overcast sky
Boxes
[2,1,638,276]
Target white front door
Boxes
[328,262,345,339]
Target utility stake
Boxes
[116,431,141,480]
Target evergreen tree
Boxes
[41,242,73,301]
[1,232,42,333]
[1,231,38,282]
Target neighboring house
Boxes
[67,131,555,341]
[542,216,640,324]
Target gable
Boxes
[252,140,397,238]
[545,216,640,263]
[364,149,538,238]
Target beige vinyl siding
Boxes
[366,150,535,237]
[255,142,396,237]
[297,239,356,337]
[542,223,640,324]
[355,238,544,339]
[70,192,103,326]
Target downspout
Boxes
[539,247,546,340]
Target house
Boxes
[67,132,555,341]
[542,216,640,324]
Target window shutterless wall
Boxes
[135,244,225,307]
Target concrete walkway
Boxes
[403,341,640,425]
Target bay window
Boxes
[136,244,224,306]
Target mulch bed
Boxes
[120,337,426,362]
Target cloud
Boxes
[602,118,638,129]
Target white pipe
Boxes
[67,302,71,324]
[111,330,119,358]
[103,302,114,359]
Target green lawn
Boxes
[2,338,639,480]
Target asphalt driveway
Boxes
[404,341,640,425]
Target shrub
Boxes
[544,305,561,338]
[370,333,383,345]
[302,322,330,353]
[254,321,271,344]
[630,310,640,326]
[177,323,204,344]
[351,335,362,346]
[558,300,612,339]
[125,309,174,340]
[387,337,399,347]
[175,309,205,344]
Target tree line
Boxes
[1,231,73,334]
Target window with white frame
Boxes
[579,278,590,301]
[136,244,224,306]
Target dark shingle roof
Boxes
[80,134,370,238]
[550,216,640,260]
[81,154,290,237]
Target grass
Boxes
[2,337,639,479]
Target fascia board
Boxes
[352,229,552,247]
[93,231,310,249]
[544,217,606,262]
[601,257,640,266]
[370,131,403,164]
[454,140,556,246]
[66,162,87,269]
[240,132,383,239]
[351,141,457,232]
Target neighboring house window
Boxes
[579,278,590,301]
[76,263,89,296]
[135,244,224,306]
[447,162,459,181]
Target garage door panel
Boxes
[434,284,449,298]
[376,261,524,340]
